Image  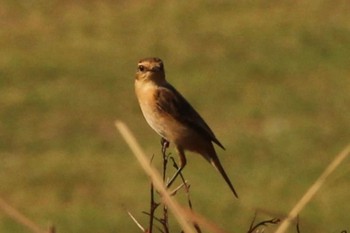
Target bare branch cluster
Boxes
[116,121,350,233]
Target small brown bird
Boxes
[135,57,238,198]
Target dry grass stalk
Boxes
[275,144,350,233]
[115,120,197,233]
[0,196,49,233]
[127,210,146,232]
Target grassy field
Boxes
[1,1,350,232]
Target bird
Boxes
[134,57,238,198]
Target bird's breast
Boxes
[135,81,194,146]
[135,82,169,138]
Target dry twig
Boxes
[115,120,197,233]
[275,144,350,233]
[0,196,49,233]
[247,212,280,233]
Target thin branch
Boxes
[161,139,170,233]
[248,212,258,233]
[248,216,280,233]
[149,182,155,233]
[170,157,202,233]
[127,211,146,232]
[115,121,197,233]
[296,215,300,233]
[142,211,163,226]
[170,182,188,196]
[169,157,192,207]
[149,154,156,233]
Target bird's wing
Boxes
[155,83,225,150]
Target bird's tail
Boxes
[210,154,239,198]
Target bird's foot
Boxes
[161,138,169,154]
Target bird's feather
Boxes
[155,83,225,150]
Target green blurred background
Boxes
[1,1,350,232]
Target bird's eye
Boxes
[138,65,145,72]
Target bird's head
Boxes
[135,57,165,84]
